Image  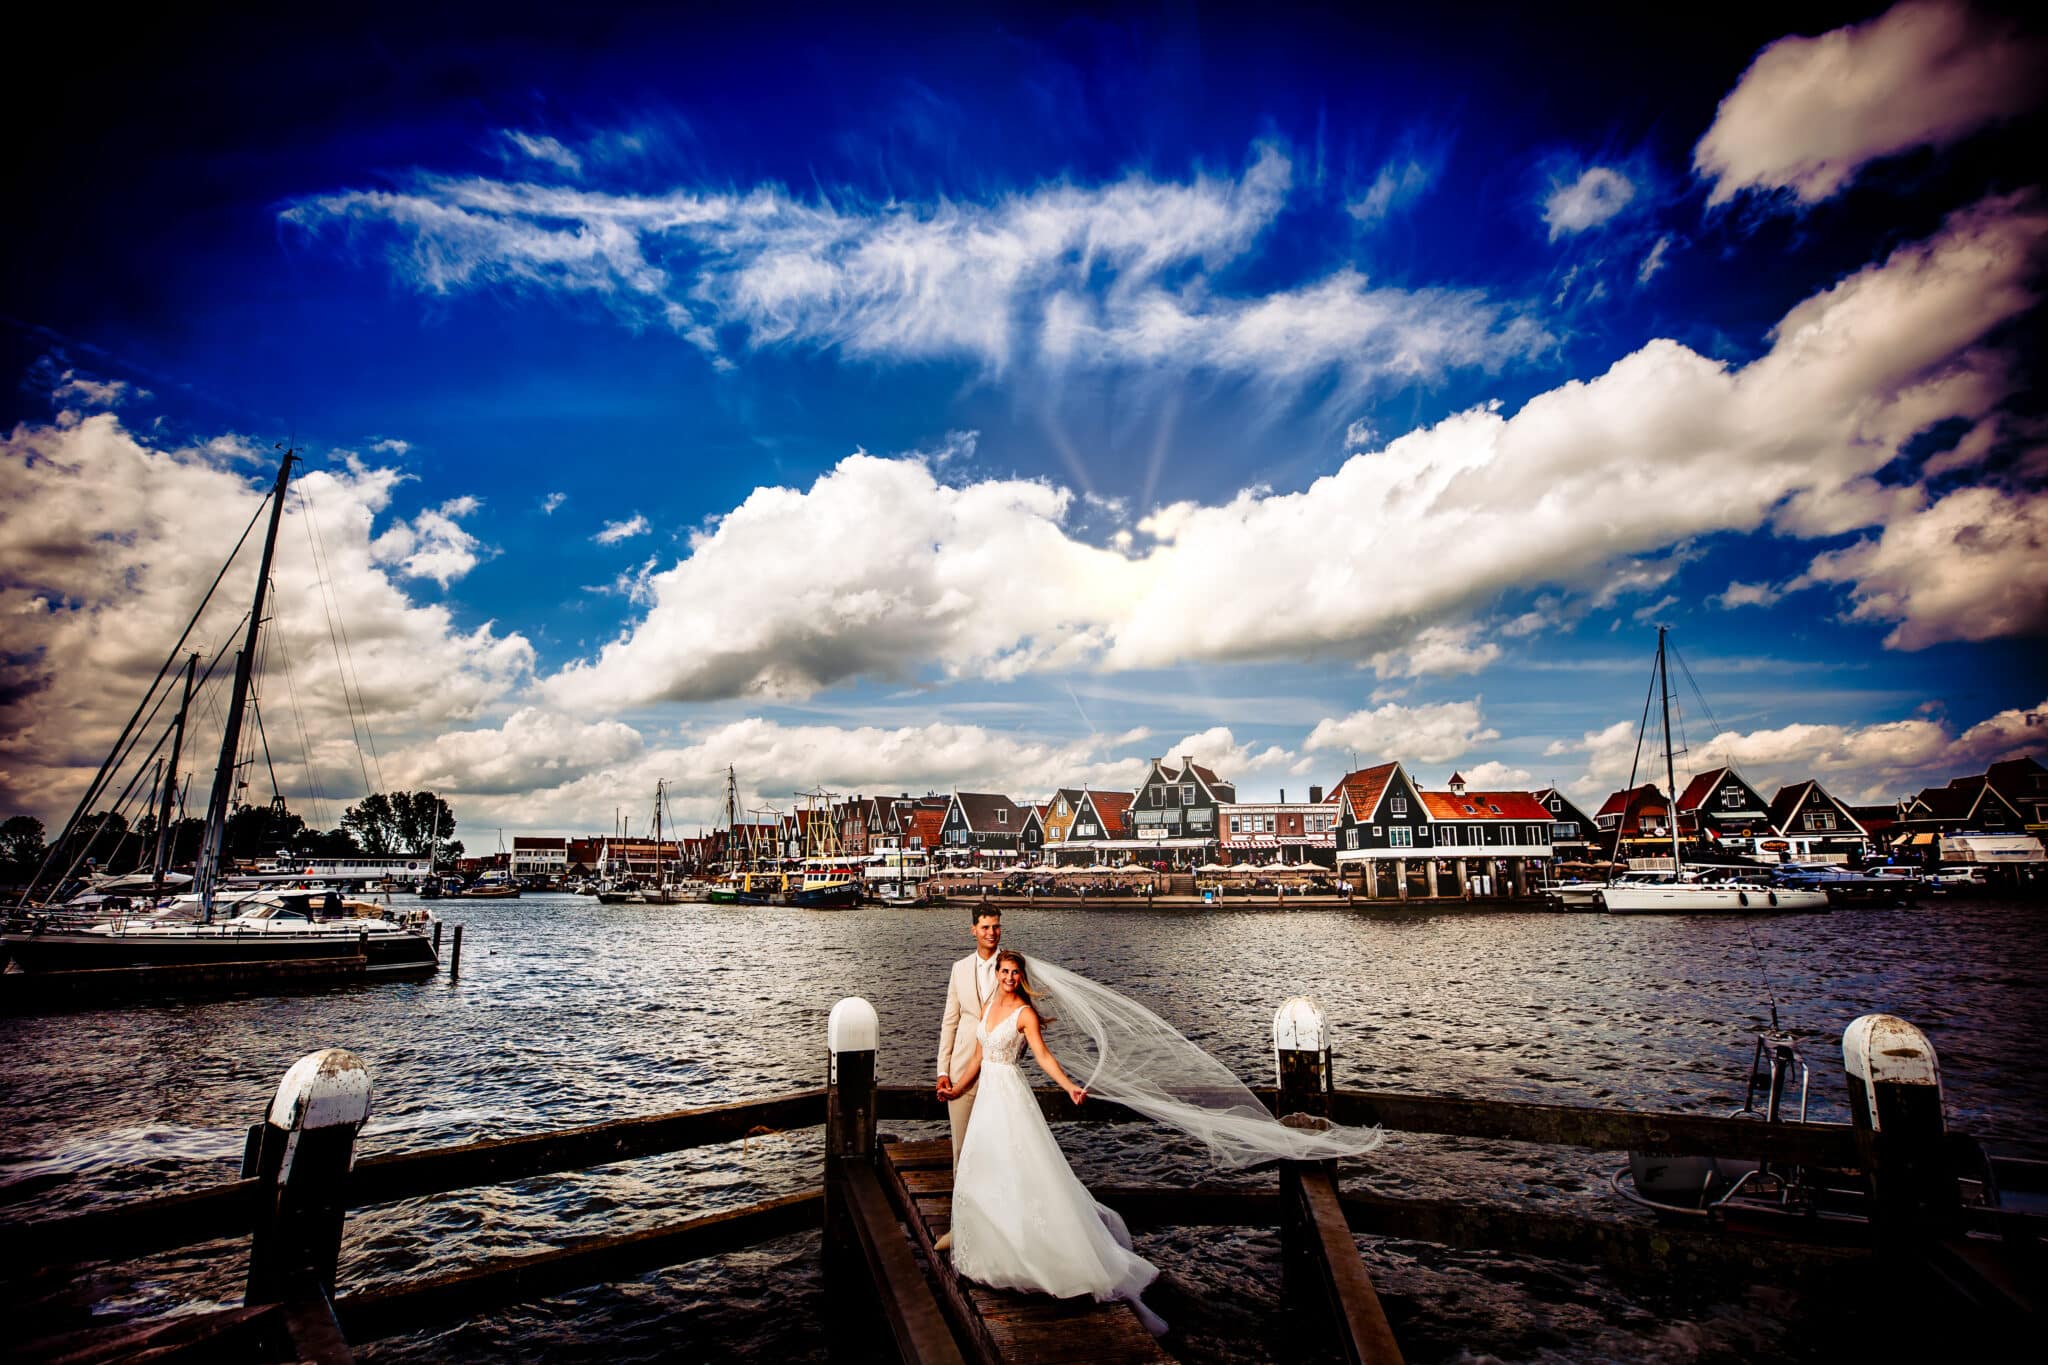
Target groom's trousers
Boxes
[947,1085,978,1165]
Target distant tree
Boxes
[296,826,363,858]
[1,814,46,881]
[225,803,310,860]
[342,791,459,864]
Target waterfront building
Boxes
[1218,787,1334,865]
[1416,774,1555,893]
[510,836,568,879]
[937,791,1027,862]
[1675,765,1777,853]
[1896,755,2048,861]
[1129,755,1235,843]
[1330,761,1435,894]
[594,837,685,880]
[1764,780,1872,864]
[1019,804,1047,863]
[903,800,948,854]
[1593,783,1675,866]
[1042,788,1088,846]
[1531,786,1600,862]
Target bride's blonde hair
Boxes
[997,950,1052,1029]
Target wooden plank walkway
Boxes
[876,1137,1170,1365]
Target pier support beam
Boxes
[1424,861,1440,899]
[1394,860,1408,902]
[1454,860,1468,899]
[1274,997,1406,1365]
[1363,862,1379,899]
[824,998,878,1300]
[245,1047,372,1357]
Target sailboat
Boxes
[3,448,440,989]
[1598,628,1828,915]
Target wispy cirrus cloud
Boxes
[1696,0,2046,207]
[534,192,2046,712]
[1542,166,1636,239]
[593,513,649,545]
[283,141,1547,396]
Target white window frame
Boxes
[1182,784,1196,805]
[1390,795,1407,815]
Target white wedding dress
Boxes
[948,1000,1166,1333]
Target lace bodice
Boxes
[976,1004,1027,1067]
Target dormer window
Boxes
[1390,796,1407,815]
[997,809,1007,824]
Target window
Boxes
[1182,784,1195,805]
[1076,822,1095,836]
[1418,826,1431,840]
[1229,816,1241,833]
[1553,822,1577,840]
[1389,827,1413,848]
[1372,825,1382,836]
[1548,797,1561,812]
[1056,799,1068,816]
[997,809,1007,824]
[1803,811,1835,831]
[1152,786,1164,807]
[1720,789,1744,809]
[1391,795,1407,815]
[1346,828,1358,849]
[1487,803,1501,814]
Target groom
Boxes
[933,904,1001,1250]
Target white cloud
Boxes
[50,368,143,409]
[1343,418,1377,451]
[370,437,412,456]
[1630,594,1680,624]
[1695,1,2045,206]
[500,130,583,175]
[1450,759,1535,789]
[530,193,2047,709]
[0,414,534,823]
[1714,580,1784,609]
[1305,699,1499,765]
[1348,158,1434,226]
[541,491,567,514]
[593,514,649,545]
[369,495,487,588]
[1797,484,2048,648]
[1637,234,1672,285]
[1369,623,1503,679]
[285,142,1543,395]
[1543,167,1635,239]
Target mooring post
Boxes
[431,920,442,955]
[1274,995,1331,1301]
[449,924,464,977]
[1844,1014,1955,1238]
[824,997,879,1299]
[245,1049,372,1317]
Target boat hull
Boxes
[2,923,438,980]
[1602,885,1830,914]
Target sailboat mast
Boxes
[1657,626,1683,872]
[654,779,665,891]
[196,449,296,917]
[151,654,198,894]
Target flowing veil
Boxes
[1026,958,1382,1169]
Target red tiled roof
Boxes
[1417,790,1553,821]
[1675,768,1728,813]
[1185,762,1223,787]
[1596,784,1664,817]
[1332,763,1399,822]
[1085,790,1134,836]
[906,807,947,848]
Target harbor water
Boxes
[3,895,2044,1362]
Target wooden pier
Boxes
[4,1002,2040,1364]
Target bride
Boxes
[945,950,1165,1331]
[945,950,1387,1334]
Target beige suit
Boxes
[937,950,997,1163]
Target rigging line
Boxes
[1613,648,1661,866]
[252,693,283,806]
[1670,643,1732,770]
[42,706,185,891]
[296,487,377,797]
[17,491,272,903]
[297,486,386,794]
[271,609,329,830]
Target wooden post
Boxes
[246,1049,373,1315]
[1274,998,1405,1364]
[1364,862,1379,899]
[448,924,463,977]
[431,921,442,955]
[1844,1014,1954,1237]
[1425,861,1440,899]
[824,998,879,1303]
[1394,859,1408,901]
[1453,859,1468,898]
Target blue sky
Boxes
[3,2,2043,836]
